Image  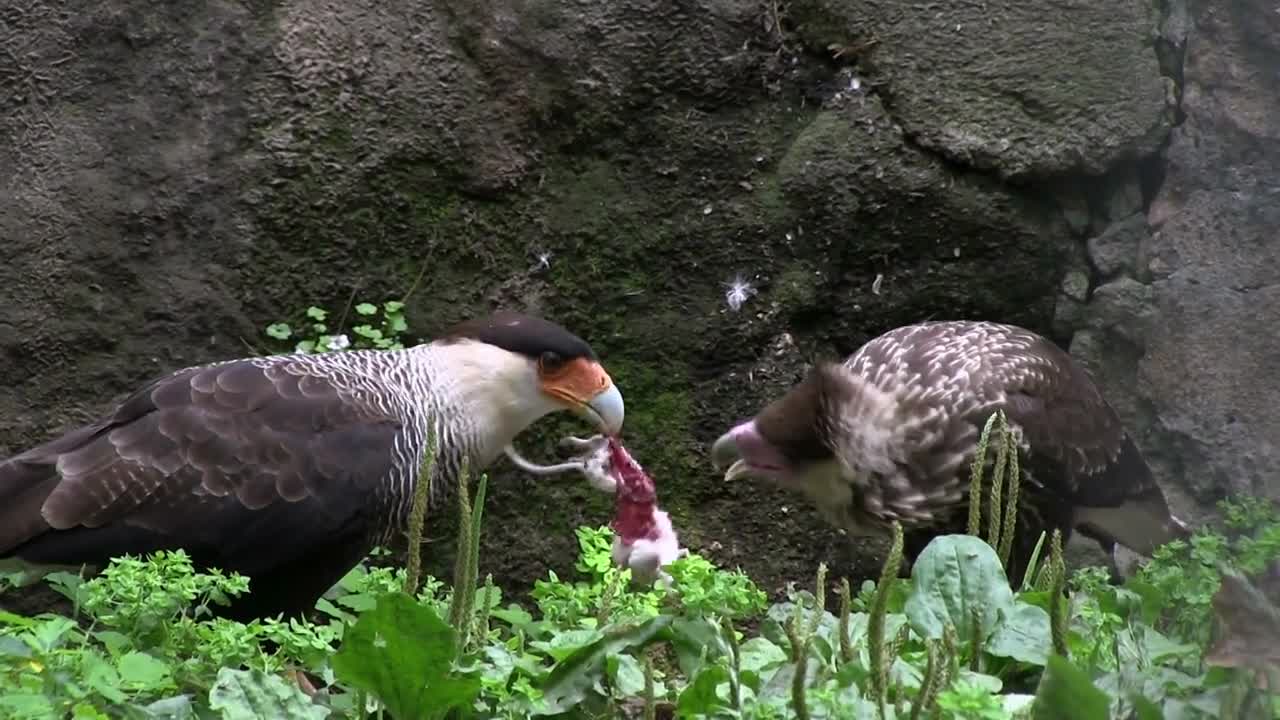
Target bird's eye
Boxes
[539,351,566,372]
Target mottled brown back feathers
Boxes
[757,321,1185,563]
[843,321,1155,508]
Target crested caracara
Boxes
[0,311,624,619]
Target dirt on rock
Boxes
[0,0,1203,606]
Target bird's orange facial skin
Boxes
[539,357,613,406]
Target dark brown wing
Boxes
[856,321,1146,503]
[0,358,405,581]
[990,329,1186,555]
[990,329,1144,504]
[851,321,1184,556]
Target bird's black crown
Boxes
[440,311,597,361]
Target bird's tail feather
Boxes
[1072,428,1192,558]
[1075,487,1191,558]
[0,457,60,556]
[0,422,113,556]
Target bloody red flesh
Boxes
[607,437,661,544]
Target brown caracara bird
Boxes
[0,311,624,620]
[710,320,1189,586]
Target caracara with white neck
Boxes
[0,311,624,619]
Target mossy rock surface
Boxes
[787,0,1173,179]
[0,0,1177,605]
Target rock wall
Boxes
[1062,0,1280,538]
[2,0,1255,601]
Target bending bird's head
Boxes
[439,311,624,436]
[711,363,852,487]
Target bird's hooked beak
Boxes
[540,357,625,435]
[711,432,736,470]
[710,419,789,482]
[582,384,625,435]
[711,430,752,482]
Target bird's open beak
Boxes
[711,420,787,482]
[542,359,625,435]
[711,430,750,482]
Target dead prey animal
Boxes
[504,435,684,586]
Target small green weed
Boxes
[265,300,411,354]
[2,376,1275,719]
[2,498,1275,719]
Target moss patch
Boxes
[231,30,1072,607]
[785,0,878,57]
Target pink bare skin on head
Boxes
[723,419,791,477]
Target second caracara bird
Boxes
[710,320,1189,585]
[0,311,623,620]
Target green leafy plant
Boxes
[3,372,1276,718]
[266,300,411,354]
[3,496,1275,719]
